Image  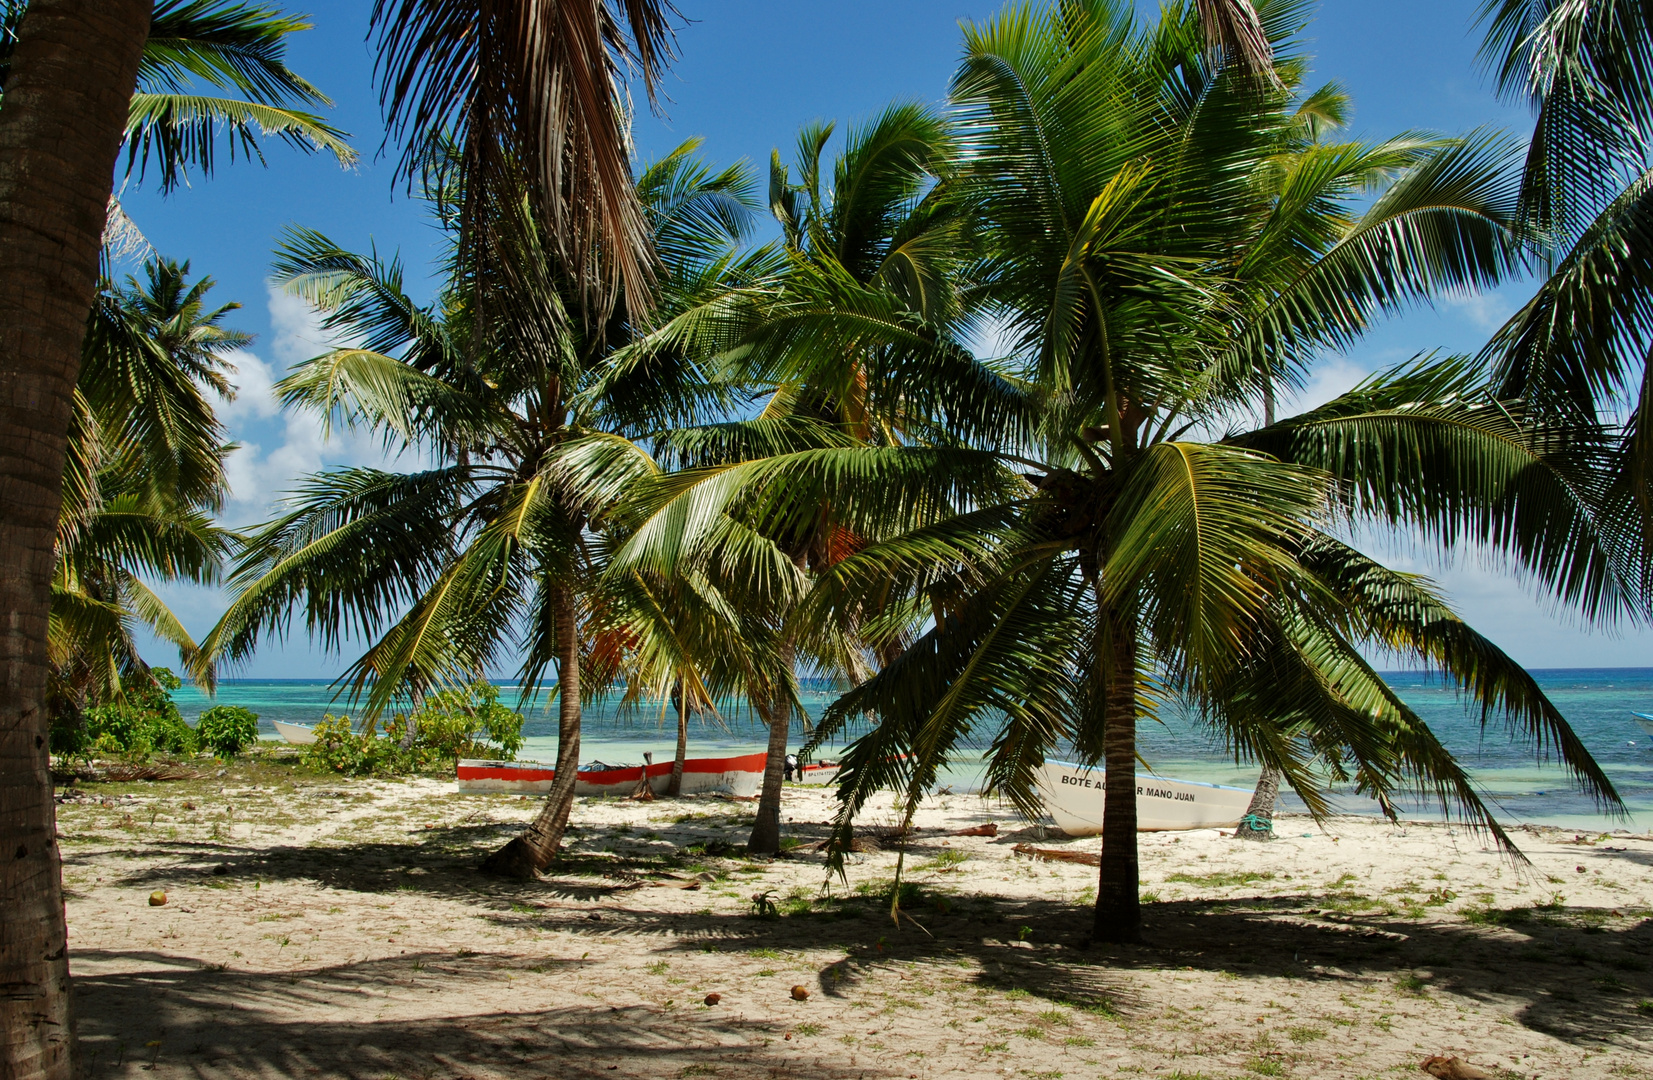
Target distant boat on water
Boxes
[272,720,318,745]
[1037,760,1254,835]
[456,751,766,797]
[1632,712,1653,737]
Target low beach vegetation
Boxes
[299,682,524,776]
[195,706,261,758]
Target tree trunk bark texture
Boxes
[746,697,791,855]
[482,583,581,878]
[0,3,151,1078]
[1092,606,1141,944]
[1234,766,1280,841]
[666,679,686,797]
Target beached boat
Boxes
[786,754,841,784]
[1633,712,1653,737]
[272,719,319,746]
[455,751,766,797]
[795,760,841,784]
[1037,760,1254,835]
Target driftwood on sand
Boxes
[1012,843,1100,866]
[1420,1055,1495,1080]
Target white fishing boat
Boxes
[1633,712,1653,737]
[1036,760,1254,835]
[271,720,318,746]
[456,751,766,798]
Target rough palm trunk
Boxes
[666,679,686,797]
[1234,766,1280,840]
[1234,389,1279,842]
[1092,606,1141,944]
[0,4,152,1078]
[747,696,791,854]
[482,583,581,877]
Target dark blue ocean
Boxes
[172,669,1653,831]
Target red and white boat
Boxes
[794,759,841,785]
[456,751,766,798]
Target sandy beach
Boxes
[56,757,1653,1080]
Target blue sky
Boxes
[122,0,1652,676]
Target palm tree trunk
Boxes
[1092,606,1141,944]
[0,4,152,1078]
[482,582,581,877]
[1234,388,1280,842]
[1234,766,1280,840]
[747,695,791,855]
[666,679,686,797]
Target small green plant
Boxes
[749,891,779,918]
[793,1022,823,1037]
[1636,999,1653,1017]
[56,668,195,759]
[1395,973,1430,995]
[646,960,670,975]
[196,705,260,757]
[1016,925,1034,941]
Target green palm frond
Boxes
[1298,534,1623,811]
[206,467,473,666]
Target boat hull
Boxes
[456,751,767,798]
[795,762,840,785]
[1036,761,1254,835]
[1633,712,1653,737]
[272,720,318,746]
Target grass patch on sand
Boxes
[1165,870,1275,888]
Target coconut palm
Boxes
[0,5,348,1067]
[203,141,761,876]
[50,258,241,734]
[606,101,1034,853]
[1474,0,1653,616]
[796,0,1626,946]
[370,0,679,310]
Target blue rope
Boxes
[1237,813,1273,834]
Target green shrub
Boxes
[68,669,196,760]
[397,681,524,761]
[196,705,261,757]
[301,682,524,776]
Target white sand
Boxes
[55,767,1653,1080]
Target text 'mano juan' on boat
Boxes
[1037,760,1254,835]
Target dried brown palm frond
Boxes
[372,0,679,313]
[1195,0,1279,84]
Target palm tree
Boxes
[0,5,345,1073]
[204,141,761,877]
[799,0,1627,945]
[50,259,241,736]
[607,102,1027,853]
[370,0,680,309]
[1474,0,1653,613]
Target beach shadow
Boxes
[77,830,1653,1051]
[71,948,900,1080]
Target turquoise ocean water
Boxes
[172,668,1653,831]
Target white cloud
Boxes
[1446,292,1515,333]
[218,287,397,524]
[1278,355,1370,418]
[216,348,282,423]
